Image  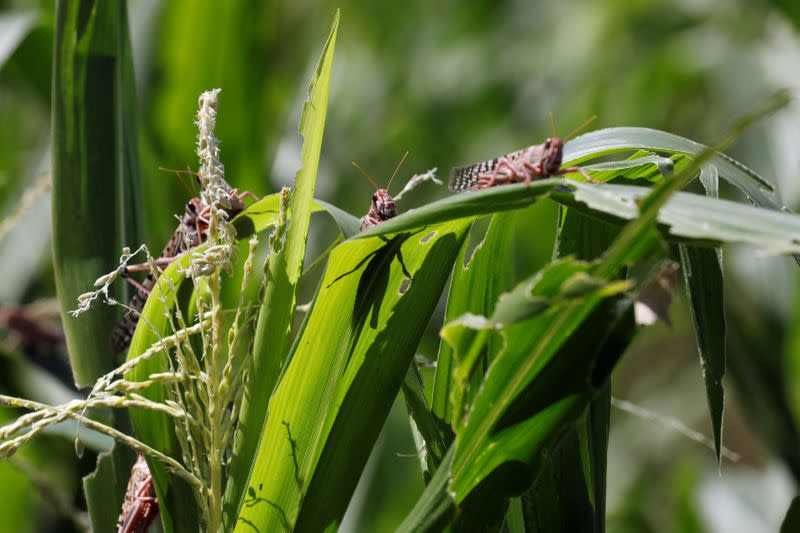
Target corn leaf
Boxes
[52,1,142,530]
[232,220,470,532]
[223,12,340,528]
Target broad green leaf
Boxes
[552,181,800,255]
[446,260,632,495]
[52,1,142,530]
[224,13,340,528]
[519,208,621,533]
[351,143,799,258]
[563,126,781,209]
[359,180,559,237]
[400,282,634,532]
[432,212,516,431]
[679,244,726,461]
[83,449,135,533]
[52,0,138,385]
[124,192,353,532]
[679,170,726,462]
[233,221,470,532]
[400,94,789,531]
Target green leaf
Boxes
[518,208,620,533]
[233,221,470,532]
[563,126,781,209]
[400,94,788,531]
[52,1,143,530]
[400,286,634,532]
[52,0,138,385]
[351,143,799,259]
[679,244,726,461]
[402,364,447,482]
[679,170,726,462]
[432,213,516,431]
[519,386,610,533]
[446,260,631,494]
[83,450,134,533]
[224,12,340,529]
[552,180,800,255]
[124,189,355,532]
[359,179,559,238]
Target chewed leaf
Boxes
[564,127,778,208]
[554,181,800,255]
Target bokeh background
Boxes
[2,1,800,531]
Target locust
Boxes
[116,454,158,533]
[110,170,252,352]
[449,116,596,192]
[354,151,407,231]
[324,153,413,291]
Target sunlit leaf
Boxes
[224,12,341,528]
[233,221,470,531]
[432,213,516,432]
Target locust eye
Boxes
[187,202,196,212]
[373,193,379,202]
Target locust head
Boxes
[354,151,407,231]
[540,137,565,176]
[371,189,397,221]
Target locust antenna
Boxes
[352,161,379,190]
[386,151,409,193]
[160,166,195,195]
[549,112,558,138]
[564,115,597,142]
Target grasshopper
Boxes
[116,455,158,533]
[354,152,407,231]
[110,170,253,352]
[449,116,595,191]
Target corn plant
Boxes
[3,2,800,532]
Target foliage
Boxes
[2,1,800,532]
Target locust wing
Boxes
[449,147,528,192]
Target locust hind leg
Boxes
[559,166,598,184]
[232,188,259,202]
[123,256,176,274]
[476,157,517,189]
[121,276,153,296]
[517,162,542,187]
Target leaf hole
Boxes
[399,278,411,294]
[421,231,437,244]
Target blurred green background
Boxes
[2,0,800,531]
